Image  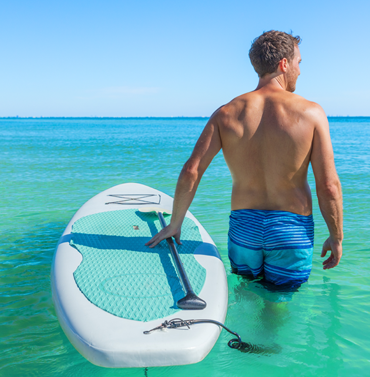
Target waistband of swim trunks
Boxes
[230,208,313,220]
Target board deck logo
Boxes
[105,193,161,205]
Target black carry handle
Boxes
[157,212,206,310]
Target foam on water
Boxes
[1,117,369,376]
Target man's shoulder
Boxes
[210,92,327,128]
[219,91,321,112]
[292,93,323,109]
[209,98,245,126]
[276,92,327,124]
[293,96,327,124]
[212,93,258,121]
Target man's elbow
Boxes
[317,179,342,200]
[180,160,201,182]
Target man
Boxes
[146,30,343,287]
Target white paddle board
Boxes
[51,183,228,368]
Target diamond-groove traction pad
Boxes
[70,209,206,322]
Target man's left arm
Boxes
[146,112,222,248]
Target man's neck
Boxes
[256,73,287,91]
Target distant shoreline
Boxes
[1,116,369,120]
[0,116,209,120]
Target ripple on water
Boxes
[1,118,370,376]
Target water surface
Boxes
[1,117,369,376]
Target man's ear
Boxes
[279,58,288,73]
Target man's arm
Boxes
[310,104,343,269]
[146,111,222,248]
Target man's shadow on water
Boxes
[68,211,203,309]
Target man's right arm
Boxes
[145,110,222,248]
[310,104,343,270]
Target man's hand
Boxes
[145,225,182,248]
[321,236,342,270]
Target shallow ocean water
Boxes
[0,117,369,376]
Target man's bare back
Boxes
[147,31,343,278]
[219,89,316,216]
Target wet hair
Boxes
[249,30,301,77]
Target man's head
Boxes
[249,31,301,92]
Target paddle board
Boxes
[51,183,228,368]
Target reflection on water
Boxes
[238,274,301,302]
[230,274,289,354]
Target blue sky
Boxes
[1,0,369,117]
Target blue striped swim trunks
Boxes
[228,209,314,286]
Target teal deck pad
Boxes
[70,209,206,322]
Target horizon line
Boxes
[1,115,370,119]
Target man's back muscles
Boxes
[217,89,316,215]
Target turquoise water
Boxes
[1,117,369,376]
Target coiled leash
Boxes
[144,318,245,350]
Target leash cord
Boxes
[143,318,242,349]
